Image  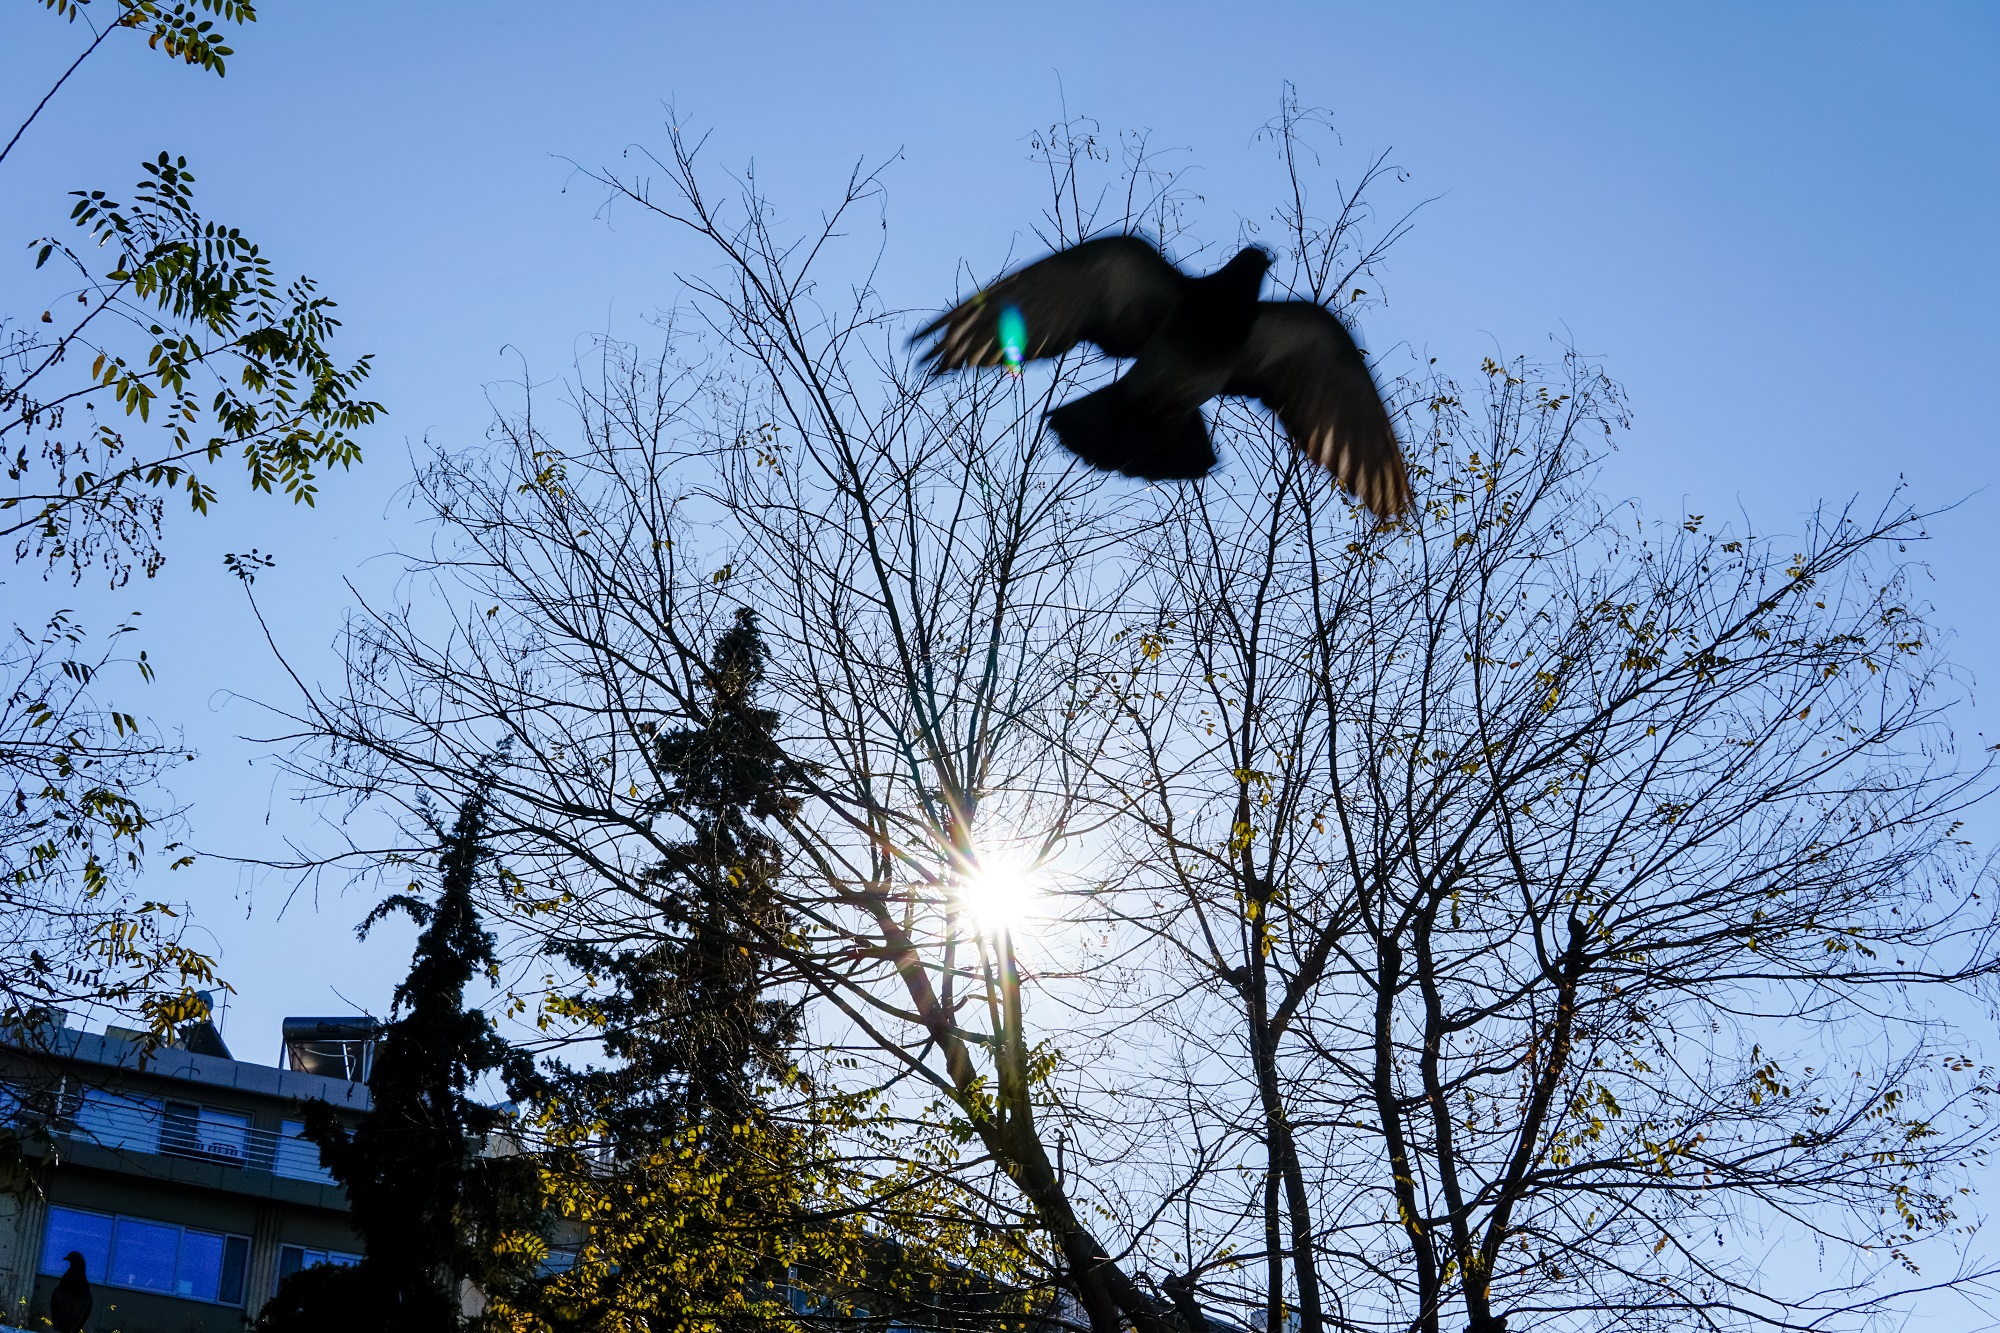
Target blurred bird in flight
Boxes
[914,236,1411,520]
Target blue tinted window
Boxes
[220,1235,250,1305]
[273,1121,332,1182]
[196,1108,250,1162]
[47,1208,249,1305]
[274,1246,362,1297]
[176,1230,223,1301]
[40,1207,112,1280]
[74,1090,162,1153]
[109,1217,179,1292]
[164,1104,251,1164]
[276,1245,310,1284]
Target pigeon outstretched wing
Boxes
[1225,301,1410,520]
[913,236,1186,370]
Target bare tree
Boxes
[265,101,1997,1333]
[1093,333,1999,1332]
[269,112,1239,1331]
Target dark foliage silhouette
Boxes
[551,607,803,1151]
[517,608,818,1333]
[260,788,540,1333]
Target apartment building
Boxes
[0,1014,378,1333]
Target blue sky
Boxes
[4,1,1998,1096]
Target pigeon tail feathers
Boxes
[1046,382,1216,481]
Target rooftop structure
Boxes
[277,1018,382,1084]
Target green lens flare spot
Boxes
[997,305,1026,376]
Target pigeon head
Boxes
[63,1252,85,1271]
[1216,245,1274,292]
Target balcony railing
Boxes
[2,1084,336,1185]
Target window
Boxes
[178,1230,224,1298]
[109,1217,178,1292]
[72,1089,163,1153]
[273,1120,335,1184]
[40,1207,112,1283]
[41,1206,250,1306]
[174,1230,250,1303]
[274,1245,361,1294]
[163,1102,251,1164]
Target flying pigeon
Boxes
[913,236,1411,520]
[50,1251,92,1333]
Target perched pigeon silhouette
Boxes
[50,1251,92,1333]
[913,236,1411,520]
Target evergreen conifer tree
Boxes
[514,608,821,1333]
[563,606,803,1149]
[261,788,541,1333]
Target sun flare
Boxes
[956,854,1038,936]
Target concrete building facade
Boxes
[1,1018,371,1333]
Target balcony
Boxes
[3,1084,336,1186]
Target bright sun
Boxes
[956,853,1038,936]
